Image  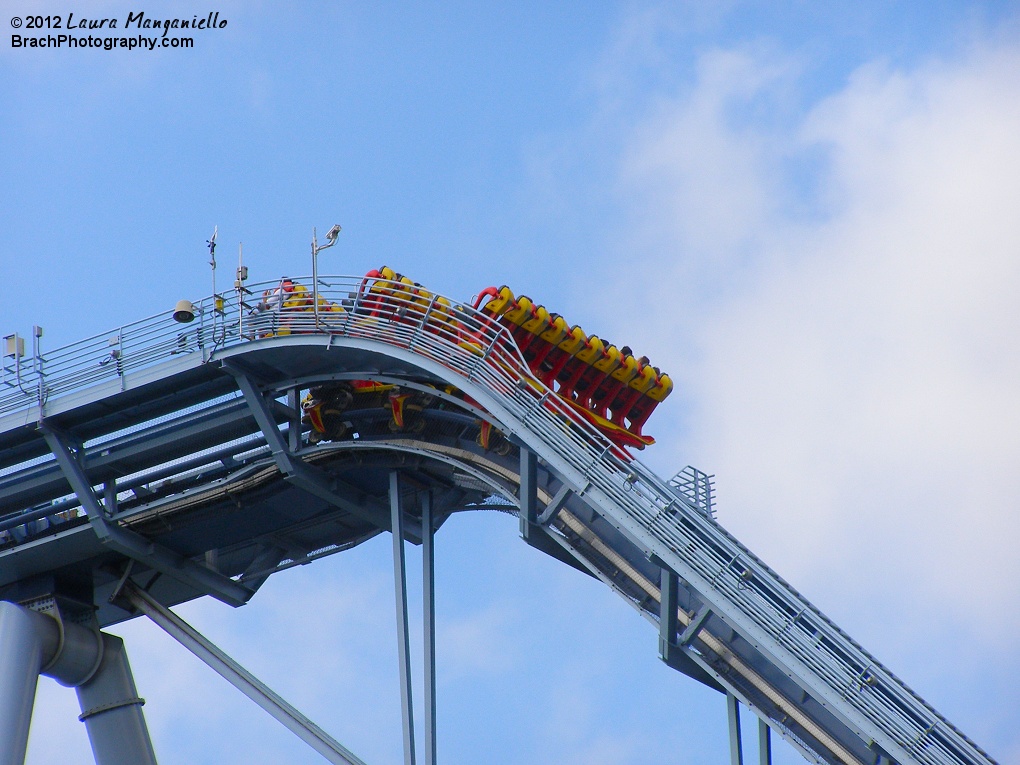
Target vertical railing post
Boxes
[34,340,46,415]
[116,329,125,388]
[467,335,498,382]
[410,295,437,352]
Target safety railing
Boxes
[0,273,995,765]
[1,293,233,414]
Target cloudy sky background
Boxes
[2,2,1019,763]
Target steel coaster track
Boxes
[0,276,997,765]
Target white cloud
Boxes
[602,34,1020,655]
[619,47,789,258]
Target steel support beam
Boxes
[658,567,679,663]
[76,633,157,765]
[42,427,252,607]
[679,603,712,647]
[422,491,437,765]
[0,602,46,765]
[536,483,572,525]
[518,447,537,540]
[231,369,389,529]
[516,448,591,575]
[390,472,416,765]
[1,601,157,765]
[121,582,367,765]
[728,693,744,765]
[656,569,724,693]
[287,388,302,452]
[0,398,257,511]
[758,718,772,765]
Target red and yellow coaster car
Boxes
[353,267,673,451]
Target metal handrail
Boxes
[0,274,995,765]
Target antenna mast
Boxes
[207,226,220,338]
[208,226,218,299]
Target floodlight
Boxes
[173,300,196,323]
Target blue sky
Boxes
[4,2,1020,763]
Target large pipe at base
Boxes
[1,601,156,765]
[0,602,49,765]
[76,633,157,765]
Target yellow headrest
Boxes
[556,326,586,354]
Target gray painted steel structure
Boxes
[0,600,157,765]
[0,275,999,765]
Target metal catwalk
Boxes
[0,274,998,765]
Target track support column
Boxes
[518,447,537,542]
[758,718,772,765]
[390,472,417,765]
[0,602,47,765]
[76,634,157,765]
[1,601,158,765]
[727,693,744,765]
[422,491,437,765]
[658,567,678,663]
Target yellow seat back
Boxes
[628,365,658,393]
[575,335,605,365]
[645,373,673,402]
[611,355,639,383]
[593,345,622,374]
[558,326,587,355]
[481,286,515,316]
[504,295,534,326]
[540,315,569,345]
[521,304,550,334]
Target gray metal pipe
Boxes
[422,491,437,765]
[390,471,416,765]
[75,633,157,765]
[0,600,157,765]
[0,602,51,765]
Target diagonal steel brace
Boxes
[42,424,253,607]
[230,369,390,530]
